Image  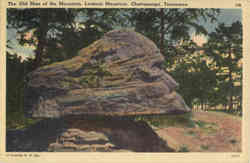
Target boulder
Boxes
[9,29,191,152]
[24,29,190,118]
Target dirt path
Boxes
[155,111,241,152]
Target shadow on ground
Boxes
[7,117,174,152]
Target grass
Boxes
[200,145,209,150]
[133,112,195,128]
[194,120,207,128]
[7,112,194,130]
[192,120,218,135]
[210,109,242,117]
[185,130,196,137]
[202,127,217,135]
[6,111,40,129]
[178,145,189,152]
[230,139,237,144]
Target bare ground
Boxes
[155,111,241,152]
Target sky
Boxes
[199,9,242,33]
[7,9,242,60]
[191,9,242,46]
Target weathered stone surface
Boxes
[24,29,190,118]
[7,118,174,152]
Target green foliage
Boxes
[79,62,112,87]
[6,112,40,129]
[229,139,237,144]
[169,21,242,112]
[204,21,242,110]
[194,120,207,128]
[6,9,242,129]
[134,112,195,128]
[7,9,128,67]
[200,145,209,150]
[211,109,242,117]
[193,120,218,135]
[178,145,189,152]
[170,58,217,107]
[129,9,220,62]
[185,130,197,137]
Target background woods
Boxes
[6,8,242,129]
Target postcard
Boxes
[0,0,249,163]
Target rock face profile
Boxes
[8,29,191,152]
[24,29,190,118]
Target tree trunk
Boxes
[228,49,233,111]
[160,9,165,53]
[201,100,204,111]
[33,9,49,68]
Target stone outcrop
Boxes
[11,29,192,152]
[7,118,174,152]
[24,29,190,118]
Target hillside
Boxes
[155,111,241,152]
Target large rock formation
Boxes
[11,29,191,152]
[24,29,190,118]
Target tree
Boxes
[6,8,129,128]
[129,9,220,66]
[6,52,34,128]
[204,21,242,111]
[130,8,221,109]
[169,45,217,109]
[7,9,132,68]
[7,8,79,68]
